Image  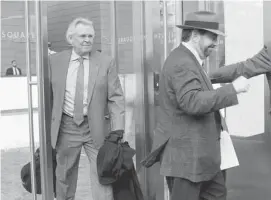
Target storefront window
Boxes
[1,2,38,77]
[1,1,41,200]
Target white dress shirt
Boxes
[12,67,20,75]
[182,42,204,67]
[48,48,56,55]
[63,50,90,116]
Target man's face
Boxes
[12,61,17,67]
[197,31,219,59]
[71,23,95,56]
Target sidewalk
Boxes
[1,147,92,200]
[227,135,271,200]
[1,135,271,200]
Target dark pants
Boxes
[166,171,227,200]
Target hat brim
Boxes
[176,25,225,36]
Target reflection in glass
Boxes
[1,1,41,200]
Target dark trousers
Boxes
[166,171,227,200]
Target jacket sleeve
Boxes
[107,58,125,131]
[6,68,12,76]
[210,43,271,84]
[171,66,239,115]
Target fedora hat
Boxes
[176,11,225,36]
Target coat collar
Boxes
[70,49,90,61]
[179,43,213,90]
[182,42,203,66]
[56,49,100,106]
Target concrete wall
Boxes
[224,0,265,137]
[0,77,40,149]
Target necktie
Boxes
[73,57,85,125]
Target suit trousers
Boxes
[55,113,113,200]
[166,171,226,200]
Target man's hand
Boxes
[232,76,250,94]
[109,130,124,143]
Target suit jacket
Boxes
[210,42,271,108]
[150,44,239,182]
[6,67,22,76]
[49,50,124,149]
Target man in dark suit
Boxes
[49,17,124,200]
[6,60,22,76]
[150,11,250,200]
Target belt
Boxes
[62,112,88,119]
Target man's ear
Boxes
[191,30,200,43]
[67,35,73,45]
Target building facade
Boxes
[1,1,271,200]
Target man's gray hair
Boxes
[66,17,94,45]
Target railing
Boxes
[24,0,54,199]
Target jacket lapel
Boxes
[180,44,213,90]
[198,63,214,90]
[180,44,223,129]
[56,50,72,104]
[87,51,100,104]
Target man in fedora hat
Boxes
[149,11,250,200]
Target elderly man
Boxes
[49,17,124,200]
[149,11,250,200]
